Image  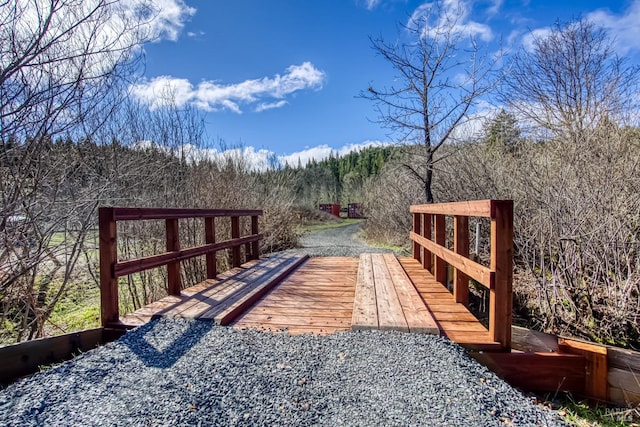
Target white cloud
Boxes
[519,1,640,56]
[121,0,196,42]
[130,62,326,113]
[1,0,195,87]
[410,0,493,42]
[279,140,389,166]
[255,100,288,112]
[113,0,196,41]
[186,30,205,38]
[587,0,640,55]
[216,146,277,170]
[506,29,522,48]
[365,0,382,10]
[449,100,499,141]
[487,0,503,16]
[521,27,552,52]
[132,141,276,170]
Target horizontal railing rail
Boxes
[409,200,513,350]
[99,207,263,327]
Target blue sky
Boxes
[132,0,640,166]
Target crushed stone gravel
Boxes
[0,319,565,426]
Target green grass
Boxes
[48,230,98,248]
[551,395,639,426]
[47,283,101,333]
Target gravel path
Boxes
[0,319,564,426]
[283,221,398,257]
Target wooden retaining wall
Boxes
[607,346,640,406]
[510,325,640,407]
[0,328,122,385]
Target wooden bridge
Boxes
[99,201,513,351]
[3,200,638,408]
[94,201,630,405]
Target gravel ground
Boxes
[282,221,398,257]
[0,319,564,426]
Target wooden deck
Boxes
[399,257,501,351]
[120,253,308,326]
[352,253,438,334]
[233,256,357,334]
[121,254,499,350]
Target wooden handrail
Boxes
[410,200,513,350]
[98,207,263,327]
[409,232,495,287]
[111,207,262,221]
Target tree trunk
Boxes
[425,150,434,203]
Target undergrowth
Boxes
[546,394,639,426]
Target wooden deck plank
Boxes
[258,296,355,304]
[209,255,309,325]
[121,262,265,325]
[437,321,490,332]
[233,257,358,336]
[235,322,350,335]
[398,256,501,351]
[351,253,378,331]
[383,253,438,334]
[247,306,352,318]
[162,278,251,319]
[119,313,150,326]
[425,311,478,321]
[424,304,472,313]
[237,313,351,327]
[267,289,355,296]
[161,255,299,319]
[371,254,408,332]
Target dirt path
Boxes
[285,221,397,257]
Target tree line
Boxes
[270,146,396,208]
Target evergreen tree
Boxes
[482,110,522,151]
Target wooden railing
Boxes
[409,200,513,349]
[98,207,263,327]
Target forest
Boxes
[1,1,639,350]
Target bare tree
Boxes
[500,18,640,142]
[361,1,497,203]
[0,0,149,341]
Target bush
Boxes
[362,125,640,348]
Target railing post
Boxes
[422,214,432,272]
[489,200,513,350]
[166,218,181,295]
[412,213,421,262]
[205,217,216,279]
[251,215,260,260]
[453,215,469,306]
[231,215,241,267]
[99,207,119,326]
[433,214,447,284]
